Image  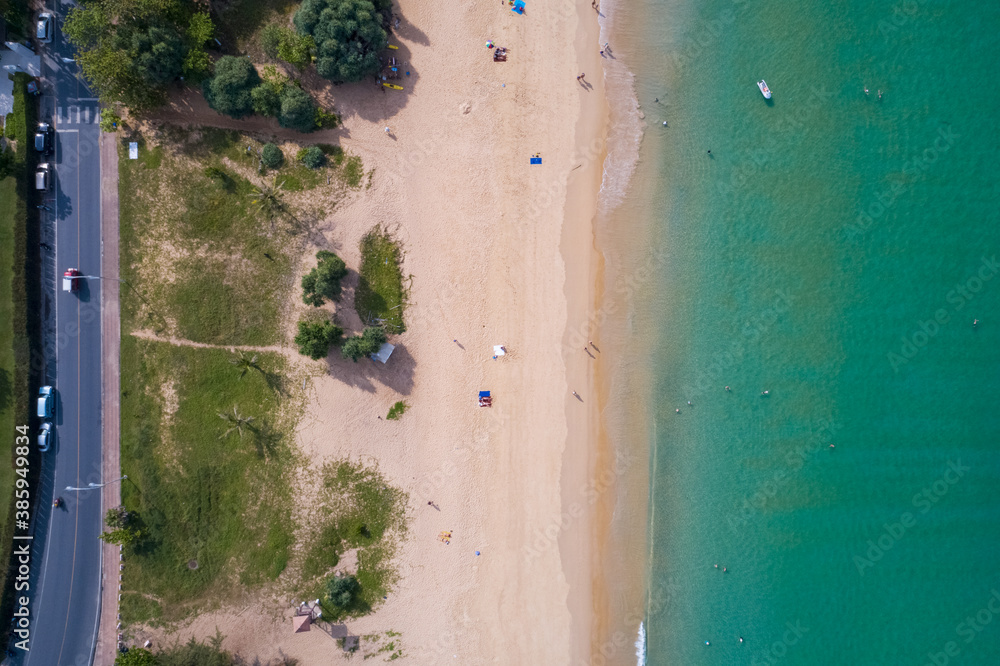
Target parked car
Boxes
[34,122,52,153]
[35,163,50,191]
[37,386,54,419]
[38,423,52,452]
[62,268,81,292]
[36,13,53,43]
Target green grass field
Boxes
[119,338,296,621]
[302,461,407,618]
[355,227,407,333]
[119,134,295,346]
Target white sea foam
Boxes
[597,0,644,217]
[635,621,647,666]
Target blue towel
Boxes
[530,157,542,165]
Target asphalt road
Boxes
[20,4,105,665]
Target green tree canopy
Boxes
[250,84,281,117]
[203,57,261,119]
[293,0,390,82]
[279,84,317,132]
[302,250,348,306]
[63,0,211,111]
[341,326,387,362]
[295,320,344,360]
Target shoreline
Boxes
[559,0,609,657]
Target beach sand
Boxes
[134,0,612,664]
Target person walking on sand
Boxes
[384,126,391,134]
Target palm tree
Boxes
[250,176,287,225]
[229,351,260,380]
[218,406,255,440]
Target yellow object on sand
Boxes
[387,44,399,50]
[382,83,404,90]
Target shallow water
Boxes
[602,0,1000,663]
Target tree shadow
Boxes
[324,341,414,395]
[252,420,283,460]
[0,367,11,413]
[391,11,429,46]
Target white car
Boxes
[36,13,53,44]
[38,423,52,452]
[37,386,54,418]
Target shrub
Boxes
[294,319,343,360]
[341,326,387,362]
[261,143,284,169]
[293,0,390,82]
[114,647,156,666]
[302,250,348,306]
[300,145,325,169]
[279,85,317,132]
[203,56,260,119]
[314,106,340,129]
[325,574,361,614]
[203,166,233,190]
[386,401,407,420]
[99,110,121,133]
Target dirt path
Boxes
[129,329,292,356]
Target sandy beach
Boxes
[136,0,612,663]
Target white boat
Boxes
[757,80,772,99]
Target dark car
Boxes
[34,122,51,153]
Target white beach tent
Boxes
[371,342,395,364]
[493,345,506,357]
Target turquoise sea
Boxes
[603,0,1000,664]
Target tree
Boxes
[114,647,157,666]
[218,406,255,440]
[63,0,211,111]
[278,84,317,132]
[261,143,284,169]
[294,320,343,360]
[300,145,325,169]
[99,505,144,546]
[341,326,386,362]
[302,251,348,306]
[277,31,315,70]
[293,0,390,82]
[106,506,133,529]
[229,351,261,379]
[203,56,260,119]
[132,26,184,87]
[182,12,214,81]
[251,84,281,117]
[260,23,284,60]
[250,177,287,223]
[325,574,360,614]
